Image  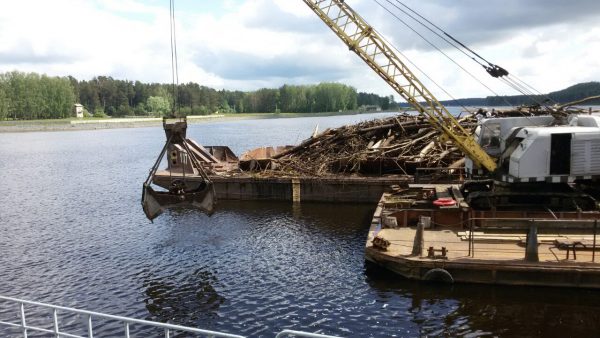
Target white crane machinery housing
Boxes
[469,115,600,183]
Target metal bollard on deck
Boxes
[593,219,597,263]
[411,216,428,256]
[525,221,539,262]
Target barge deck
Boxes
[366,191,600,288]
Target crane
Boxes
[302,0,600,211]
[301,0,497,173]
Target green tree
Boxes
[133,81,149,107]
[115,103,133,117]
[93,107,107,118]
[96,76,117,111]
[134,103,147,116]
[42,75,75,118]
[68,75,80,102]
[146,96,170,116]
[0,71,74,120]
[0,77,8,120]
[79,80,101,111]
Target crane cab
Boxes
[467,115,600,183]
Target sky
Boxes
[0,0,599,101]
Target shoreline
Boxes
[0,110,400,133]
[0,115,223,133]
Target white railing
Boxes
[0,295,243,338]
[275,330,341,338]
[0,295,342,338]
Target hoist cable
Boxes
[389,0,557,106]
[374,0,514,108]
[381,0,486,67]
[169,0,180,115]
[504,77,547,106]
[371,0,553,132]
[511,74,557,104]
[374,28,513,145]
[391,0,495,66]
[499,77,547,108]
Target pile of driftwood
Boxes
[255,113,476,177]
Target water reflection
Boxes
[144,269,225,326]
[366,263,600,337]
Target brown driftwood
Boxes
[246,113,475,177]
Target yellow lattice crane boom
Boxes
[302,0,497,172]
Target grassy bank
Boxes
[0,117,109,126]
[0,110,399,133]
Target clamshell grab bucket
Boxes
[142,184,215,221]
[141,117,216,221]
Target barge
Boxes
[365,186,600,288]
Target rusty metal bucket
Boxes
[141,117,216,221]
[142,183,215,221]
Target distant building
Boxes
[359,105,382,112]
[74,104,84,118]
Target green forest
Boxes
[0,71,396,120]
[2,70,598,121]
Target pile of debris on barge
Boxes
[240,113,469,178]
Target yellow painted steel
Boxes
[302,0,497,172]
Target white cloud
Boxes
[0,0,599,101]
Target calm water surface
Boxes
[1,113,600,337]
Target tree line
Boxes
[0,71,75,120]
[486,81,600,106]
[0,71,398,120]
[437,81,600,107]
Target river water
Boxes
[1,112,600,337]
